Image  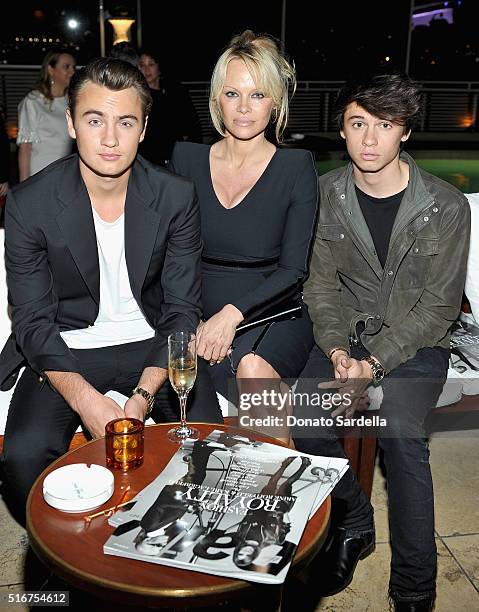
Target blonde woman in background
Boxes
[17,49,76,180]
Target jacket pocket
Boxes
[318,224,347,241]
[318,224,360,271]
[396,237,439,288]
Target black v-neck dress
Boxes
[169,142,318,395]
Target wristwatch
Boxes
[131,386,155,416]
[363,356,385,383]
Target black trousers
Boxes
[294,344,449,599]
[1,338,223,526]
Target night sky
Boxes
[1,0,478,81]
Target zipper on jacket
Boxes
[349,313,374,346]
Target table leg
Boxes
[239,584,283,611]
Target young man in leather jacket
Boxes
[294,73,470,611]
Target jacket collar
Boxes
[390,151,435,243]
[55,155,160,304]
[327,151,435,276]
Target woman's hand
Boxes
[196,304,244,364]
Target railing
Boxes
[1,66,478,141]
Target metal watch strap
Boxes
[131,386,155,416]
[363,356,385,382]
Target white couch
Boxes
[0,229,15,434]
[465,193,479,325]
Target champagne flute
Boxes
[167,331,199,443]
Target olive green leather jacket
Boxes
[304,152,471,373]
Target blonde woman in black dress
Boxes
[169,31,318,435]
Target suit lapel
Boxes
[124,161,160,303]
[56,158,100,303]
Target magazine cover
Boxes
[104,431,348,584]
[204,430,348,517]
[108,430,348,527]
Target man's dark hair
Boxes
[138,48,161,68]
[334,73,423,132]
[109,42,140,67]
[68,57,152,125]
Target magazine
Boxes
[103,430,348,585]
[108,430,347,527]
[436,314,479,407]
[450,316,479,372]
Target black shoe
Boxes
[390,595,435,611]
[318,527,375,596]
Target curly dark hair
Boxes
[334,73,423,132]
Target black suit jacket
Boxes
[0,154,202,389]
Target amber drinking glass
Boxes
[105,418,144,470]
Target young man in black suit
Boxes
[0,58,222,525]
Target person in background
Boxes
[0,109,10,201]
[169,31,318,438]
[16,49,76,181]
[138,48,202,166]
[294,73,470,611]
[108,42,140,67]
[465,193,479,323]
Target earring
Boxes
[50,78,54,86]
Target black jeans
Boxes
[1,338,223,526]
[294,344,449,599]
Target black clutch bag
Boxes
[200,255,303,333]
[236,291,303,333]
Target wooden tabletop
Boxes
[26,423,330,609]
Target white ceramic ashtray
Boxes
[43,463,114,513]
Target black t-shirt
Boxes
[355,185,406,268]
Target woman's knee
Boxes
[236,354,279,379]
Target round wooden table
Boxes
[27,424,330,610]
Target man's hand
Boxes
[196,304,244,364]
[78,394,125,438]
[45,370,124,439]
[126,366,168,421]
[330,350,351,380]
[124,393,148,421]
[320,356,374,418]
[331,354,374,382]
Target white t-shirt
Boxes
[465,193,479,325]
[61,209,155,349]
[16,91,74,177]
